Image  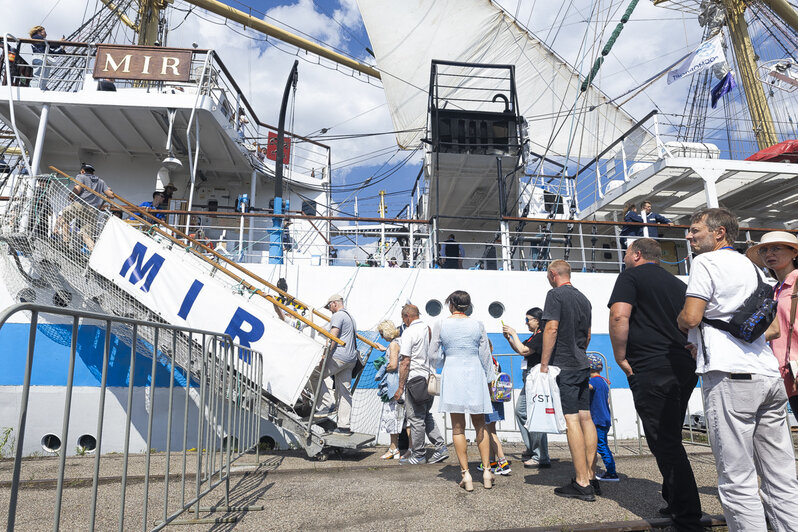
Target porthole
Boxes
[425,299,442,317]
[17,288,36,303]
[77,434,97,453]
[488,301,505,319]
[41,433,62,453]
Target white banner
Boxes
[89,217,324,405]
[667,35,725,85]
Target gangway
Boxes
[0,167,380,457]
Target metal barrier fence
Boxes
[2,303,264,531]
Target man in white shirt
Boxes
[677,207,798,531]
[394,304,448,465]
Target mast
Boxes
[721,0,778,150]
[136,0,169,46]
[656,0,798,150]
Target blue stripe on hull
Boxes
[0,323,190,387]
[358,332,630,390]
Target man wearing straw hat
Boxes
[608,238,702,530]
[677,208,798,531]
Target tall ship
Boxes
[1,0,797,463]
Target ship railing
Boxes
[0,37,332,183]
[105,203,798,275]
[570,110,672,210]
[1,302,265,531]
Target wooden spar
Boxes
[180,0,381,80]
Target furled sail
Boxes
[357,0,657,161]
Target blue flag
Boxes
[711,71,736,108]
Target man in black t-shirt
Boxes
[503,308,550,468]
[541,260,597,501]
[608,238,702,531]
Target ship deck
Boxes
[0,440,739,531]
[579,156,798,228]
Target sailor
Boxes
[319,294,359,434]
[677,208,798,530]
[640,200,673,238]
[440,234,464,269]
[54,163,114,252]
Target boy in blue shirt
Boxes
[588,354,619,481]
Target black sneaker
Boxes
[590,479,602,496]
[658,506,673,517]
[554,480,595,502]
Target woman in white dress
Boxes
[432,290,495,490]
[376,320,405,459]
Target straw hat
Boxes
[745,231,798,267]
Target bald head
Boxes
[547,259,572,288]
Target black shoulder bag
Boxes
[701,263,777,343]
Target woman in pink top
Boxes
[747,231,798,420]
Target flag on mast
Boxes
[711,71,737,108]
[667,34,725,85]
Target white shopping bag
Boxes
[524,365,567,434]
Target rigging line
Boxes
[304,102,389,137]
[41,0,64,24]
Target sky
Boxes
[12,0,714,251]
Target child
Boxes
[479,348,511,475]
[588,354,619,482]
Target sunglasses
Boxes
[757,245,789,256]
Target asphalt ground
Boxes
[0,440,734,531]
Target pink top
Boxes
[771,269,798,397]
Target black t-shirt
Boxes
[607,263,694,373]
[522,331,543,367]
[543,284,591,369]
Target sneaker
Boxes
[477,461,498,472]
[380,448,399,460]
[554,480,595,502]
[399,455,426,465]
[494,458,512,475]
[596,471,620,482]
[590,479,602,496]
[428,446,449,464]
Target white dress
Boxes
[435,317,494,414]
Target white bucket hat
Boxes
[745,231,798,267]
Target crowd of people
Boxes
[320,207,798,531]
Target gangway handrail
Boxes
[49,166,348,347]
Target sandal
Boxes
[380,448,399,460]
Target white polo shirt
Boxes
[685,248,780,376]
[399,318,431,380]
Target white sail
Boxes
[357,0,657,160]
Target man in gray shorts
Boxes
[55,163,114,252]
[540,259,597,501]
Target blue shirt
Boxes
[589,375,612,427]
[131,201,165,221]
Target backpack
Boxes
[702,263,777,343]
